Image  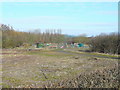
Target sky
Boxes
[0,2,118,36]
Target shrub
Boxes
[89,33,120,55]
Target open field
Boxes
[1,48,119,88]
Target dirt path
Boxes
[56,49,119,59]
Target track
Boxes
[56,49,119,60]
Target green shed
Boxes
[36,43,44,48]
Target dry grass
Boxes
[1,49,119,88]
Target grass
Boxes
[2,83,11,88]
[63,48,119,59]
[90,52,119,58]
[2,76,24,88]
[2,48,118,88]
[26,50,74,58]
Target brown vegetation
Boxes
[1,24,65,48]
[89,33,120,55]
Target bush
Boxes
[1,24,65,48]
[89,33,120,55]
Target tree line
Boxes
[1,24,65,48]
[1,24,119,55]
[89,33,120,55]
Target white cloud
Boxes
[97,11,118,15]
[2,16,117,26]
[2,16,67,24]
[0,0,119,2]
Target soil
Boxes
[1,48,119,88]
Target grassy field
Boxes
[1,48,119,88]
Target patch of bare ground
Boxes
[2,49,119,88]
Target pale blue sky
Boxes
[1,2,118,36]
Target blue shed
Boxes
[78,43,84,47]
